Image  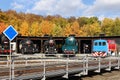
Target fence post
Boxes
[109,58,111,71]
[41,61,46,80]
[12,58,15,80]
[25,57,28,66]
[83,56,86,75]
[7,55,9,66]
[63,54,69,78]
[85,55,88,75]
[95,56,101,73]
[117,56,120,69]
[98,56,101,72]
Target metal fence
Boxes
[0,54,119,80]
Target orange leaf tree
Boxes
[0,23,7,34]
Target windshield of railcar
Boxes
[94,41,106,46]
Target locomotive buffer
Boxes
[3,25,18,80]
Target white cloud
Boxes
[28,0,86,17]
[11,2,24,9]
[83,0,120,17]
[11,0,120,19]
[11,0,36,11]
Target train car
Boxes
[0,35,11,54]
[92,39,117,57]
[20,38,38,54]
[107,40,117,53]
[44,39,57,54]
[62,36,78,54]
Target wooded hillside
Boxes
[0,9,120,37]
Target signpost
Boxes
[3,25,18,80]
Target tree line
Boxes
[0,9,120,37]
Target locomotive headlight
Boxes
[72,49,75,51]
[65,49,67,50]
[54,49,56,51]
[69,37,74,41]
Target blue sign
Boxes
[3,25,18,41]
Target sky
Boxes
[0,0,120,20]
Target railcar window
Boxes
[99,42,101,46]
[94,42,97,46]
[103,42,106,46]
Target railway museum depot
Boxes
[14,35,120,54]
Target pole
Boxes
[9,41,12,80]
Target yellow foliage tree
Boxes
[30,22,40,36]
[19,21,29,36]
[82,22,101,36]
[71,21,81,36]
[63,23,72,36]
[63,21,84,37]
[40,20,54,36]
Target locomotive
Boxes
[62,36,78,54]
[20,38,38,54]
[0,35,11,54]
[92,39,117,57]
[43,38,57,54]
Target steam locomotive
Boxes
[62,36,78,54]
[0,35,11,54]
[20,38,38,54]
[44,39,57,54]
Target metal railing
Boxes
[0,54,119,80]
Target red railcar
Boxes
[107,40,117,53]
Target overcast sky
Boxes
[0,0,120,20]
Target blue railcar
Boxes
[92,39,108,57]
[62,36,78,54]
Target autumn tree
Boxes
[68,16,76,23]
[51,24,63,36]
[77,17,89,27]
[101,18,115,36]
[0,11,8,23]
[70,21,80,36]
[63,23,71,36]
[19,21,29,36]
[40,20,54,36]
[82,22,101,36]
[0,23,7,34]
[30,22,41,36]
[112,18,120,36]
[52,15,68,28]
